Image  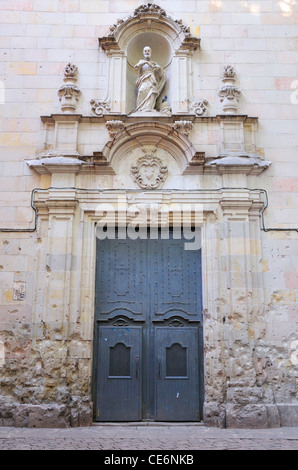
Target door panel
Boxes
[94,231,203,422]
[155,327,200,421]
[95,238,145,320]
[148,237,202,320]
[96,326,142,421]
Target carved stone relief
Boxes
[189,98,209,116]
[174,120,193,137]
[90,98,111,116]
[130,147,168,189]
[105,120,125,139]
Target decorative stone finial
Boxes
[63,62,78,79]
[218,65,241,114]
[222,64,235,79]
[58,62,80,113]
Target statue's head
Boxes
[143,46,152,60]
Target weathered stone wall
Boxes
[0,1,297,427]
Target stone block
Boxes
[70,399,93,427]
[226,404,269,428]
[0,400,15,426]
[1,0,33,11]
[80,0,109,12]
[73,25,96,38]
[27,404,68,428]
[226,386,265,405]
[203,402,226,428]
[277,404,298,427]
[7,62,37,76]
[14,406,29,427]
[266,404,281,428]
[58,0,80,12]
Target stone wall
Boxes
[0,0,297,427]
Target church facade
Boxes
[0,1,298,428]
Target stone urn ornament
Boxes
[58,62,81,113]
[218,65,241,114]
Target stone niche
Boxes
[96,3,200,115]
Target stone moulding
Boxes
[99,120,197,174]
[32,114,270,177]
[25,154,86,175]
[205,152,271,175]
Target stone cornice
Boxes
[33,189,266,222]
[40,114,259,125]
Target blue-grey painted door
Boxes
[96,326,142,421]
[155,327,199,421]
[94,230,203,422]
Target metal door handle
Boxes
[157,358,161,379]
[136,356,139,379]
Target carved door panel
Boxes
[95,237,145,322]
[155,327,199,421]
[96,326,142,421]
[94,231,203,422]
[148,236,202,321]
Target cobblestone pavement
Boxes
[1,424,298,451]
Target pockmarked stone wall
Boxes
[0,0,297,428]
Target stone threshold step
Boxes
[92,421,206,427]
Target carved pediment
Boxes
[99,3,200,53]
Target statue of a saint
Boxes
[134,46,166,112]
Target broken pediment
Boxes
[99,3,200,54]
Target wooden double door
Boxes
[93,230,203,421]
